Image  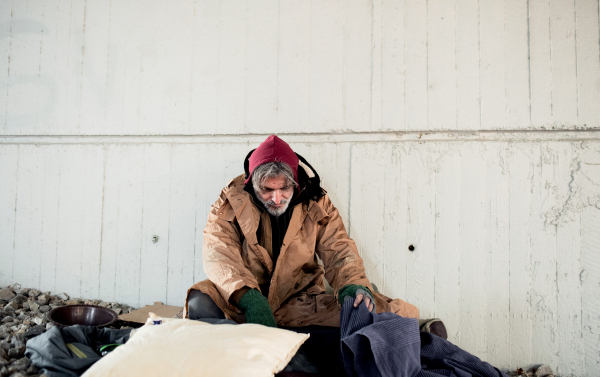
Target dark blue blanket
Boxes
[340,297,508,377]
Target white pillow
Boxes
[82,318,309,377]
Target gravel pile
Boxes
[0,284,136,377]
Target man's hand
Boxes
[239,289,277,327]
[353,293,374,312]
[338,284,376,313]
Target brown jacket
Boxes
[183,174,419,327]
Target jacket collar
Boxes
[223,173,328,279]
[223,176,273,271]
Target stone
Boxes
[1,312,13,320]
[8,346,25,359]
[8,364,28,374]
[32,318,45,327]
[0,290,14,302]
[4,303,18,312]
[9,296,26,306]
[534,365,553,377]
[0,357,8,366]
[65,300,79,306]
[8,367,27,376]
[1,309,14,318]
[38,306,50,314]
[23,326,45,341]
[11,333,24,346]
[13,288,29,296]
[36,295,50,306]
[28,303,39,313]
[0,348,6,361]
[508,369,532,377]
[55,293,69,301]
[98,302,110,308]
[27,290,40,299]
[7,284,20,292]
[0,332,7,341]
[0,366,8,376]
[0,318,12,324]
[26,365,38,374]
[13,357,30,367]
[113,308,122,315]
[0,342,9,351]
[45,323,54,330]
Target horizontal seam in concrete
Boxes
[1,129,600,145]
[1,128,600,138]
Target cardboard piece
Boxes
[118,302,183,323]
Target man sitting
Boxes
[184,135,445,373]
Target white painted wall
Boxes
[1,1,599,375]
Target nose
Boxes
[272,190,282,204]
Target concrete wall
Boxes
[1,0,599,375]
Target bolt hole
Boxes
[408,245,415,251]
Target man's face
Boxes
[255,175,294,217]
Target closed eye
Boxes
[260,185,293,193]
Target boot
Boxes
[419,318,448,340]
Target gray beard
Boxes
[257,192,293,217]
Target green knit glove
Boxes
[338,284,376,312]
[238,289,277,328]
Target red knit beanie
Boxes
[244,135,299,185]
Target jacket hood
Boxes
[243,149,327,202]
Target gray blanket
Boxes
[25,325,131,377]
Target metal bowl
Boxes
[47,305,118,327]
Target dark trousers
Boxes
[188,289,342,375]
